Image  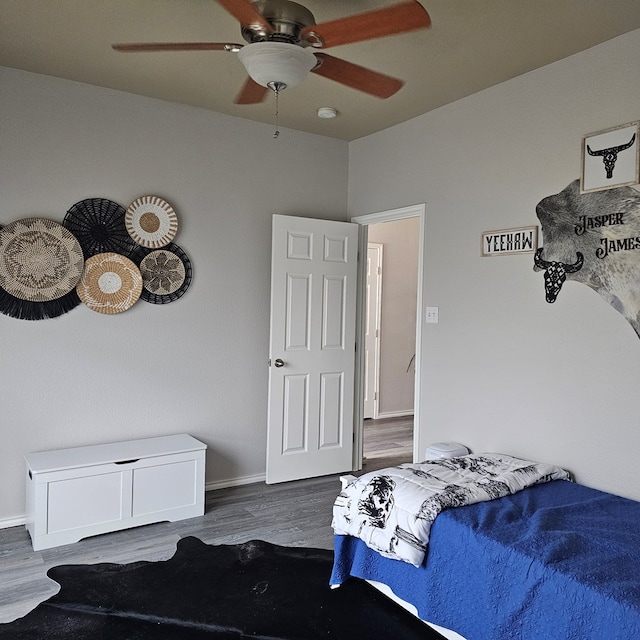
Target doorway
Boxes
[351,204,426,471]
[363,242,383,420]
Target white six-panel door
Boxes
[266,215,359,484]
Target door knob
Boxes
[274,358,285,368]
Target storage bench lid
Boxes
[25,433,206,474]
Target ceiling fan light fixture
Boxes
[237,41,316,90]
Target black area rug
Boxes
[1,537,444,639]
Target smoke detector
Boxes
[317,107,337,119]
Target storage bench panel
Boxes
[47,472,125,533]
[132,459,198,517]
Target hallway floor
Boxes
[362,415,413,472]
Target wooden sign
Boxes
[481,226,538,257]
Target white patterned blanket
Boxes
[331,453,571,567]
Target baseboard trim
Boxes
[0,516,25,530]
[376,410,414,419]
[205,473,266,492]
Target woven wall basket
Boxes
[64,198,139,258]
[77,252,143,314]
[126,195,179,249]
[137,243,192,304]
[0,218,84,302]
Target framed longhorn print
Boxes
[581,121,639,193]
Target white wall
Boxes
[368,218,419,415]
[0,67,349,523]
[349,29,640,500]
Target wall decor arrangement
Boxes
[581,121,639,193]
[0,196,192,320]
[533,178,640,337]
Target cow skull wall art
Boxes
[534,179,640,337]
[533,249,583,303]
[587,133,637,180]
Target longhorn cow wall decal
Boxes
[534,179,640,337]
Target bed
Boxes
[330,454,640,640]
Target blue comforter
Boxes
[330,480,640,640]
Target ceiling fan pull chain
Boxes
[268,81,286,139]
[273,87,279,138]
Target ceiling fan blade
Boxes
[235,77,270,104]
[311,53,404,99]
[112,42,242,52]
[301,0,430,49]
[216,0,273,34]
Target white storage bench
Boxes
[25,433,206,551]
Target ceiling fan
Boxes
[112,0,431,105]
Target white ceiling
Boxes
[2,0,640,141]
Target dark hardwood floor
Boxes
[0,416,413,623]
